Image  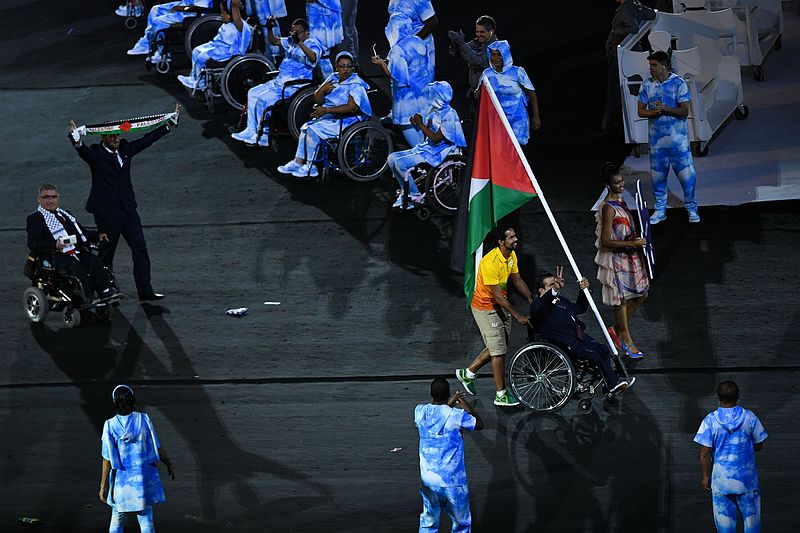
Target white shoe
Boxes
[231,128,256,142]
[115,5,129,16]
[148,51,164,64]
[410,192,424,204]
[277,160,303,174]
[127,40,150,56]
[293,164,319,178]
[391,193,404,208]
[177,75,201,90]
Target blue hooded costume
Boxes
[387,0,436,81]
[479,40,535,145]
[307,0,343,78]
[129,0,213,55]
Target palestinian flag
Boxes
[464,79,538,302]
[84,112,177,136]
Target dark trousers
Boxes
[568,336,620,388]
[95,211,153,298]
[53,251,109,299]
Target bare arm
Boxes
[311,95,359,118]
[526,88,541,130]
[229,0,244,33]
[99,458,111,502]
[267,29,281,47]
[158,447,176,480]
[297,40,318,63]
[448,391,484,431]
[754,442,764,452]
[600,203,647,249]
[417,15,438,40]
[489,284,528,325]
[509,272,533,303]
[638,100,660,118]
[699,446,713,491]
[410,114,444,144]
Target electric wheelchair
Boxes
[507,330,630,414]
[23,249,122,329]
[395,151,467,220]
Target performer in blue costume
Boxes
[387,81,466,209]
[277,52,371,178]
[387,0,438,83]
[232,18,323,147]
[478,40,541,146]
[177,0,252,90]
[306,0,343,78]
[372,12,431,146]
[127,0,213,62]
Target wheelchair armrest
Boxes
[284,79,313,87]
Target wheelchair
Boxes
[396,151,467,221]
[246,79,316,150]
[22,250,122,329]
[146,5,221,75]
[507,333,630,415]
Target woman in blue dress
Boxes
[387,0,438,82]
[277,52,372,178]
[306,0,343,78]
[387,81,466,208]
[371,12,431,146]
[99,385,175,533]
[478,40,541,145]
[177,0,252,90]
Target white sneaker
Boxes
[115,5,129,16]
[231,128,256,142]
[391,193,404,208]
[293,164,319,178]
[127,40,150,56]
[177,75,201,90]
[149,51,163,64]
[277,160,302,174]
[410,192,424,204]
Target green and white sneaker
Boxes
[494,390,520,407]
[455,369,476,395]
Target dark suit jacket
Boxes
[529,289,590,346]
[71,125,169,217]
[27,210,97,253]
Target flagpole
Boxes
[481,80,620,356]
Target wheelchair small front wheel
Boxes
[578,398,593,415]
[508,342,576,412]
[156,59,171,75]
[63,306,81,329]
[124,17,138,30]
[23,287,49,323]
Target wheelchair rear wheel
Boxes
[508,342,576,412]
[23,287,48,323]
[221,54,276,111]
[185,15,223,58]
[424,155,466,215]
[287,86,318,140]
[338,121,393,182]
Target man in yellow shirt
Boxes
[457,226,533,406]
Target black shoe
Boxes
[139,292,165,302]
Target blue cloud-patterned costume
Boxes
[131,0,212,51]
[307,0,343,78]
[102,412,165,514]
[387,0,436,81]
[415,403,475,533]
[184,20,253,86]
[385,12,431,146]
[694,406,767,533]
[479,40,535,145]
[246,0,287,25]
[638,73,697,212]
[293,70,372,163]
[237,36,324,145]
[388,81,466,196]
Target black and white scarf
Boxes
[37,206,87,255]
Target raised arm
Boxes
[229,0,244,33]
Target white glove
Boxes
[70,126,87,142]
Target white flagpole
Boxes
[481,79,619,355]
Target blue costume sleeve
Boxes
[143,413,161,464]
[517,67,535,92]
[458,410,477,431]
[236,23,253,56]
[101,420,124,469]
[750,412,768,444]
[638,82,651,105]
[693,415,714,447]
[438,108,466,147]
[388,47,411,88]
[676,77,691,103]
[412,0,435,20]
[349,84,372,117]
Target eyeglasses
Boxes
[337,64,355,69]
[39,194,58,199]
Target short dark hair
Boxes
[476,15,496,32]
[39,183,58,194]
[292,18,309,32]
[717,380,740,404]
[535,270,554,290]
[492,225,514,246]
[647,50,670,68]
[600,162,621,185]
[113,386,136,415]
[430,377,450,403]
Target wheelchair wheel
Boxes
[63,306,81,329]
[155,56,171,75]
[424,155,466,215]
[221,54,276,111]
[124,17,138,30]
[184,15,223,59]
[287,86,318,140]
[337,121,393,182]
[23,287,49,323]
[508,342,576,412]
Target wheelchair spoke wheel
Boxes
[508,342,576,412]
[287,86,319,140]
[185,15,223,59]
[23,287,48,323]
[222,54,276,111]
[424,156,466,215]
[338,121,393,182]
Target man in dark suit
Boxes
[67,106,178,302]
[530,266,635,395]
[27,183,117,302]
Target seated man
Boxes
[178,0,252,90]
[231,18,324,147]
[277,51,371,178]
[26,184,118,303]
[530,266,634,395]
[387,80,466,209]
[126,0,214,63]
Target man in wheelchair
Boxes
[26,184,119,304]
[126,0,213,62]
[531,267,635,396]
[231,17,324,147]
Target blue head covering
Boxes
[427,81,453,111]
[487,40,514,73]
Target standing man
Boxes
[456,226,533,407]
[67,105,179,302]
[694,381,767,533]
[637,50,700,224]
[415,377,483,533]
[447,15,497,114]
